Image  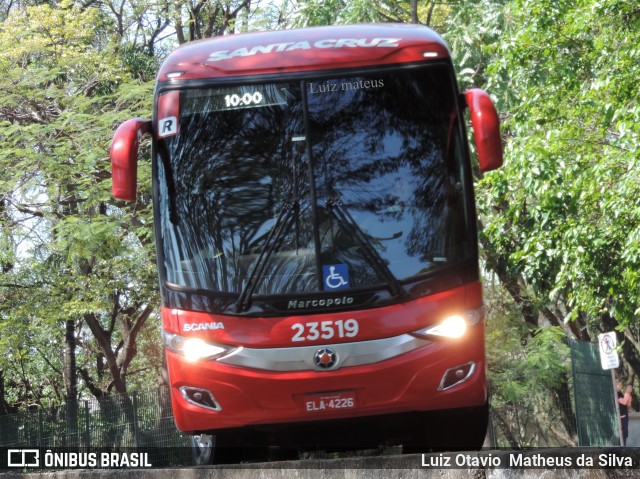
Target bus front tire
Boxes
[402,403,489,453]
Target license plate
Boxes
[304,390,357,413]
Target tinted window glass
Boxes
[156,66,471,300]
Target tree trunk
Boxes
[0,369,8,415]
[417,0,425,24]
[64,319,79,447]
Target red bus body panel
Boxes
[157,24,450,82]
[163,282,487,432]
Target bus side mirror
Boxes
[464,89,503,172]
[110,118,152,201]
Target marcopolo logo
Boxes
[7,449,39,468]
[287,295,355,310]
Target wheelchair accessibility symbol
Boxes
[323,264,350,290]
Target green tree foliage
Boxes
[0,1,158,406]
[479,0,640,358]
[485,286,576,447]
[293,0,451,27]
[0,0,301,411]
[445,0,640,443]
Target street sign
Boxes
[598,332,620,370]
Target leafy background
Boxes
[0,0,638,447]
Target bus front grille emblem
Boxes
[314,348,337,370]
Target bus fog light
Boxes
[180,386,222,411]
[439,362,476,391]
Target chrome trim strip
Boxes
[218,334,431,372]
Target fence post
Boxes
[132,392,140,447]
[38,408,44,448]
[84,400,90,448]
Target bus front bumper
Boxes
[165,330,487,434]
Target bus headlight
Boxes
[181,338,228,362]
[162,331,238,362]
[413,308,484,340]
[423,315,467,338]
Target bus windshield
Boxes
[156,65,474,311]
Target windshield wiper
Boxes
[235,202,299,313]
[326,198,405,298]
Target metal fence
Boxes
[571,340,620,446]
[0,386,189,455]
[0,342,621,459]
[487,373,577,448]
[487,340,622,449]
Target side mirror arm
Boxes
[110,118,152,201]
[464,89,503,172]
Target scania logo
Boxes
[183,322,224,332]
[314,348,337,370]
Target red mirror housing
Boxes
[110,118,152,201]
[464,89,503,172]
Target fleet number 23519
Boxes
[291,319,359,342]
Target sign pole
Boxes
[599,331,622,446]
[612,368,623,446]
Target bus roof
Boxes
[157,23,450,82]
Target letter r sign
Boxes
[157,90,180,138]
[158,116,178,137]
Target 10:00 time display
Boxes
[224,91,264,108]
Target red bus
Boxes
[111,24,502,463]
